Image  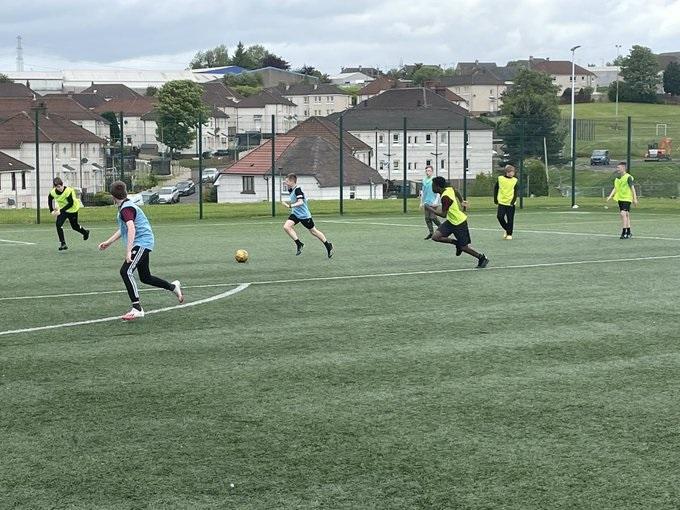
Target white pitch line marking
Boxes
[0,238,35,245]
[325,220,680,241]
[0,283,250,337]
[2,254,680,304]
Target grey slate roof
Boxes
[274,83,349,96]
[358,88,468,113]
[0,150,33,172]
[327,108,490,131]
[236,89,296,107]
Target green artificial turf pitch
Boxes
[1,206,680,508]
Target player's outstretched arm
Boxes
[98,230,121,250]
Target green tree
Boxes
[296,65,331,83]
[189,44,230,69]
[155,80,210,156]
[145,86,158,97]
[497,68,566,164]
[618,45,660,103]
[260,52,289,70]
[223,73,263,96]
[0,73,12,83]
[663,61,680,95]
[524,159,549,196]
[230,41,257,69]
[100,111,121,143]
[410,66,444,85]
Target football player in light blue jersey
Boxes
[98,181,184,321]
[420,165,441,240]
[282,173,334,258]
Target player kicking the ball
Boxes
[425,176,489,268]
[98,181,183,321]
[282,173,333,258]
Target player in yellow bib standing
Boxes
[425,176,489,268]
[48,177,90,250]
[493,164,518,239]
[606,162,638,239]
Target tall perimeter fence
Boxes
[1,110,679,224]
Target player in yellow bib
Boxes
[425,176,489,268]
[493,165,518,239]
[606,162,638,239]
[48,177,89,251]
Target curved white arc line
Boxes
[0,283,250,337]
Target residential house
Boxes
[0,82,37,98]
[0,97,110,140]
[0,111,107,205]
[327,88,493,182]
[436,70,508,114]
[215,135,384,203]
[0,150,33,208]
[243,67,319,88]
[329,72,375,85]
[586,66,621,88]
[81,83,142,100]
[234,89,297,135]
[341,67,383,79]
[286,116,372,165]
[357,76,410,102]
[45,92,106,110]
[528,58,596,94]
[274,83,351,122]
[93,96,157,148]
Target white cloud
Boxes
[0,0,677,73]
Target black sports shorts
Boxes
[288,214,315,229]
[437,220,471,247]
[618,201,631,212]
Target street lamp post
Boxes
[570,45,581,158]
[615,44,621,120]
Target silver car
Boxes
[157,186,180,204]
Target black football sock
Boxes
[324,241,332,249]
[294,239,303,248]
[132,302,142,311]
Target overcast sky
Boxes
[0,0,678,74]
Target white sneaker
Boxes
[171,280,184,303]
[121,308,145,321]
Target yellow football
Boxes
[234,249,249,263]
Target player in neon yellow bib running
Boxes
[425,176,489,268]
[606,162,638,239]
[48,177,90,251]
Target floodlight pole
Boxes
[31,103,46,224]
[198,112,203,220]
[271,115,276,217]
[339,115,344,215]
[119,111,125,182]
[463,116,468,200]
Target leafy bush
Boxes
[469,172,495,196]
[523,159,549,196]
[132,173,158,192]
[204,185,217,203]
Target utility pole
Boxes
[31,102,47,224]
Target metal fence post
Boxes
[402,117,408,213]
[519,119,525,209]
[198,113,203,220]
[463,116,468,200]
[271,115,276,217]
[339,115,344,215]
[627,116,632,171]
[571,118,577,208]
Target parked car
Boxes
[157,186,180,204]
[590,149,610,165]
[202,168,219,183]
[176,180,196,196]
[140,190,159,205]
[201,151,214,159]
[213,149,230,157]
[128,193,144,206]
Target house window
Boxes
[393,133,399,144]
[11,172,16,191]
[407,136,412,144]
[62,146,67,155]
[327,96,333,102]
[379,161,384,170]
[408,162,412,170]
[440,133,447,144]
[378,134,384,144]
[315,96,321,103]
[414,136,418,144]
[304,97,309,103]
[242,176,255,194]
[440,159,445,169]
[425,134,432,143]
[426,159,432,167]
[304,109,309,116]
[326,109,332,115]
[21,172,26,190]
[393,160,399,169]
[414,162,418,170]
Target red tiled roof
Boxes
[0,150,33,172]
[221,136,296,175]
[81,83,141,100]
[0,82,36,98]
[93,97,157,116]
[358,76,401,96]
[0,111,105,149]
[531,60,596,76]
[287,117,371,152]
[0,97,109,123]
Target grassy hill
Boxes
[559,102,680,159]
